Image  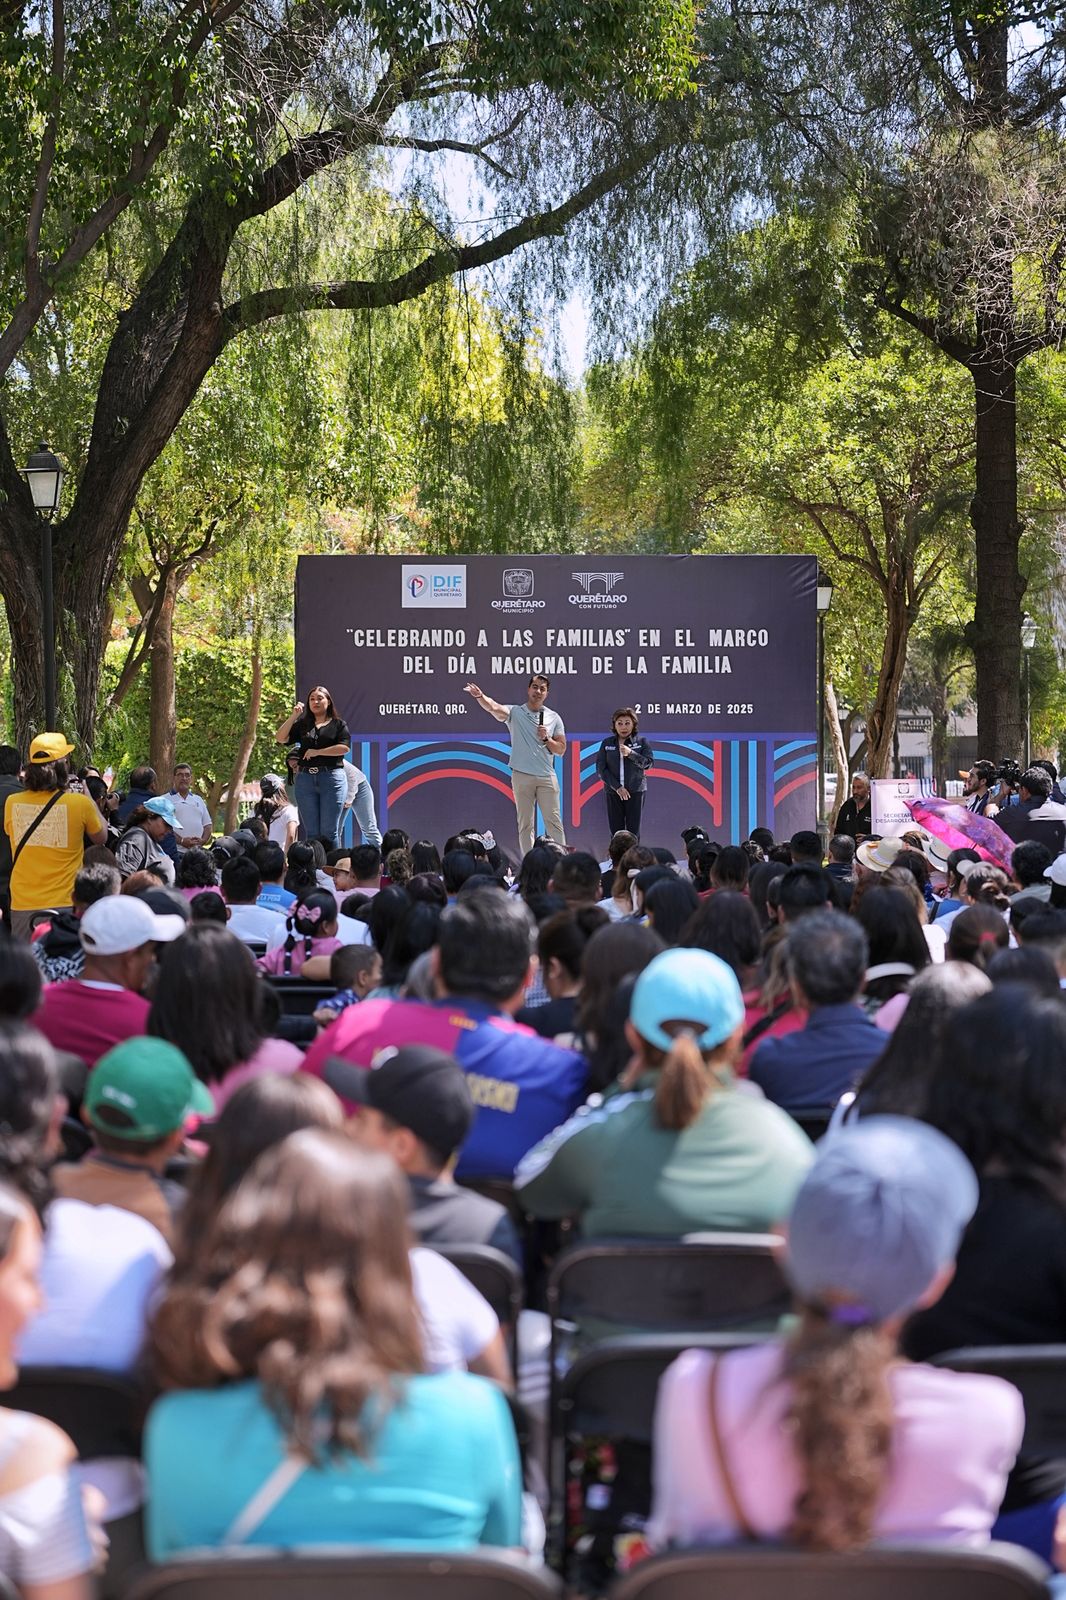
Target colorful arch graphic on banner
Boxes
[774,739,817,806]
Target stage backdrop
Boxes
[294,554,818,857]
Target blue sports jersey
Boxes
[303,995,588,1179]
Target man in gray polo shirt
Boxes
[465,674,567,856]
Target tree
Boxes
[579,310,974,776]
[719,0,1066,754]
[0,0,699,748]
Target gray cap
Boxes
[785,1116,979,1324]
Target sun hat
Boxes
[85,1038,213,1139]
[79,894,185,954]
[856,835,905,872]
[1044,854,1066,887]
[785,1115,979,1324]
[919,834,951,873]
[144,795,179,829]
[28,732,74,764]
[630,948,745,1053]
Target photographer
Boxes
[996,766,1066,855]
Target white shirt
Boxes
[168,790,212,841]
[409,1247,499,1371]
[263,910,371,950]
[20,1199,171,1372]
[225,902,285,944]
[342,759,368,804]
[267,803,299,850]
[19,1200,172,1524]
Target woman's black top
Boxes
[291,714,350,770]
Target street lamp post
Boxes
[1022,612,1038,769]
[816,566,834,838]
[18,443,64,732]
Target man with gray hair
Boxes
[749,910,884,1112]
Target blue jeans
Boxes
[294,767,347,847]
[341,770,382,847]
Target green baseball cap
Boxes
[85,1038,214,1140]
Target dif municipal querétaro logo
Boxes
[401,565,467,608]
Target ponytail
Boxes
[782,1305,895,1550]
[654,1031,711,1131]
[946,905,1008,970]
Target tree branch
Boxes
[221,131,673,337]
[26,0,64,295]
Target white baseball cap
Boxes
[79,895,186,955]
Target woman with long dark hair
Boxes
[905,987,1066,1561]
[149,923,303,1106]
[853,884,930,1016]
[650,1117,1022,1553]
[275,685,351,848]
[147,1130,521,1556]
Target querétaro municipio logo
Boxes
[493,566,545,611]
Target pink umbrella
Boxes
[903,796,1015,875]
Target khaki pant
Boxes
[511,770,566,858]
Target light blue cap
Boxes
[786,1116,979,1324]
[630,948,745,1052]
[144,795,179,829]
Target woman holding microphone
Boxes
[595,707,654,839]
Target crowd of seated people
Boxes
[2,742,1066,1594]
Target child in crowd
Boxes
[313,944,382,1028]
[257,890,341,977]
[51,1037,213,1244]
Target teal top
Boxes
[145,1372,522,1559]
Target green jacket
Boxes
[514,1074,813,1237]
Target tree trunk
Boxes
[969,361,1025,759]
[825,675,850,833]
[223,634,262,834]
[148,566,179,783]
[863,599,910,778]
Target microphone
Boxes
[538,710,544,726]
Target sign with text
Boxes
[871,777,936,837]
[294,553,819,853]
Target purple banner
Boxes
[295,554,818,856]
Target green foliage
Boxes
[97,634,293,794]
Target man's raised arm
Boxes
[465,683,509,723]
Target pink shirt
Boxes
[34,982,150,1067]
[211,1037,305,1111]
[257,936,341,977]
[649,1344,1023,1551]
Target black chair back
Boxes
[930,1344,1066,1455]
[433,1244,523,1332]
[124,1551,562,1600]
[556,1331,762,1445]
[7,1366,145,1458]
[788,1108,833,1142]
[609,1542,1051,1600]
[264,977,336,1016]
[548,1235,789,1344]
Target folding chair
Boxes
[433,1244,523,1368]
[609,1541,1051,1600]
[7,1365,146,1459]
[550,1333,764,1574]
[124,1549,562,1600]
[930,1345,1066,1455]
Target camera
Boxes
[995,758,1022,787]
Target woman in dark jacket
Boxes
[594,706,654,838]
